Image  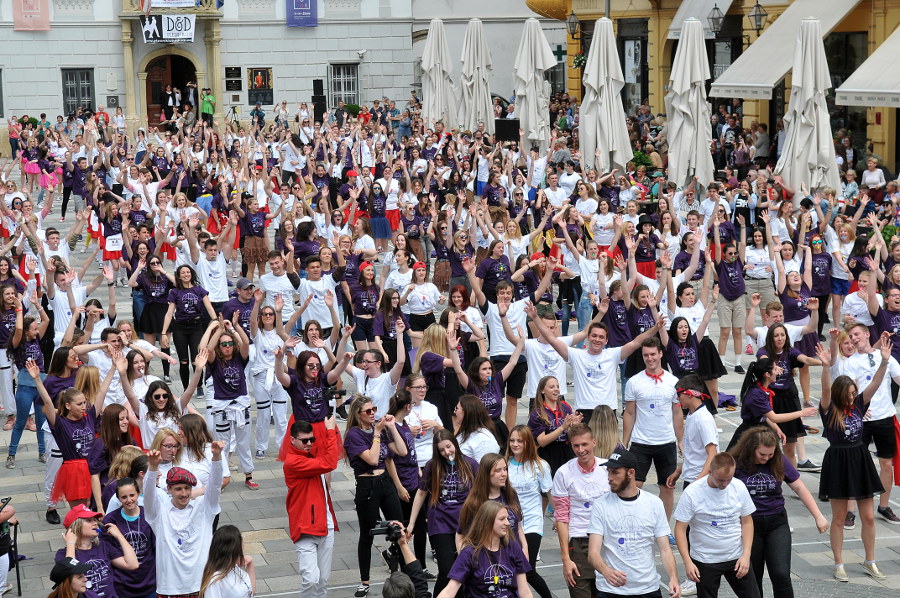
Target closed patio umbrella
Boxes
[421,19,457,128]
[459,18,494,134]
[514,18,556,153]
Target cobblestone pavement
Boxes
[1,201,899,596]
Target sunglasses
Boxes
[294,436,316,444]
[152,392,170,400]
[306,362,321,370]
[363,407,378,415]
[261,312,276,317]
[220,341,235,347]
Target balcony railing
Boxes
[121,0,221,17]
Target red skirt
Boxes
[52,459,92,502]
[386,209,401,230]
[635,260,656,279]
[277,415,343,461]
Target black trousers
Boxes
[524,532,552,598]
[172,318,204,388]
[430,532,457,597]
[694,558,761,598]
[353,473,403,583]
[400,487,429,567]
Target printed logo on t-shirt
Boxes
[72,426,94,458]
[441,467,465,504]
[709,504,739,529]
[222,364,243,389]
[614,515,645,557]
[482,561,515,597]
[179,292,200,313]
[744,472,777,496]
[124,529,151,560]
[175,523,198,554]
[84,558,110,594]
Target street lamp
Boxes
[566,11,582,40]
[707,4,725,36]
[748,1,768,34]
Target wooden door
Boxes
[146,57,170,129]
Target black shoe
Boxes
[423,569,437,580]
[354,584,370,597]
[336,404,348,421]
[46,508,60,525]
[734,365,746,374]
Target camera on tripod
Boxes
[370,520,404,572]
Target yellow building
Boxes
[529,0,900,172]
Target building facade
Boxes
[0,0,564,149]
[532,0,900,173]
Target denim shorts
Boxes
[831,276,851,296]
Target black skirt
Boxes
[698,337,728,380]
[538,441,573,477]
[140,302,167,334]
[819,442,884,501]
[772,385,805,441]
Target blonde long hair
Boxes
[413,323,450,374]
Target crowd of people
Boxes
[0,87,899,598]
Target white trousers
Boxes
[251,371,289,452]
[45,430,62,508]
[211,405,254,475]
[295,529,334,598]
[0,353,16,414]
[0,552,9,590]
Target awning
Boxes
[710,0,862,99]
[836,26,900,107]
[667,0,733,40]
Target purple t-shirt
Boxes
[55,537,124,598]
[674,249,705,281]
[715,258,745,301]
[240,211,266,237]
[14,337,44,372]
[467,371,505,420]
[778,284,810,323]
[393,421,420,491]
[52,405,98,460]
[345,278,379,316]
[602,299,630,348]
[42,373,78,407]
[734,456,799,516]
[167,286,209,321]
[103,507,157,598]
[419,456,479,535]
[285,370,329,423]
[87,436,113,481]
[207,354,250,400]
[634,233,660,263]
[221,297,254,338]
[373,311,410,340]
[294,239,322,266]
[0,307,16,348]
[666,336,700,378]
[343,426,392,476]
[400,214,424,239]
[709,221,737,245]
[819,392,866,444]
[810,252,832,296]
[758,345,802,391]
[448,243,475,278]
[627,305,656,337]
[740,386,773,425]
[528,401,574,444]
[522,269,554,304]
[447,543,531,598]
[419,351,447,389]
[475,256,513,294]
[873,306,900,363]
[136,272,172,305]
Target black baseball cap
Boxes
[605,449,638,470]
[50,557,92,588]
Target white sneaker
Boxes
[680,579,697,596]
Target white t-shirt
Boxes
[843,351,900,421]
[544,186,568,208]
[674,302,708,337]
[50,285,87,342]
[405,400,442,467]
[298,275,340,327]
[559,172,581,196]
[841,292,882,326]
[195,252,229,303]
[743,246,772,280]
[403,283,441,315]
[523,336,574,400]
[138,401,185,448]
[88,350,126,408]
[457,428,500,463]
[352,369,397,417]
[751,322,805,351]
[674,476,756,563]
[568,347,624,411]
[202,566,253,598]
[508,458,552,535]
[681,407,719,483]
[484,300,528,357]
[551,456,610,538]
[587,490,670,595]
[624,370,679,445]
[578,256,600,296]
[258,272,299,322]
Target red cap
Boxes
[62,504,102,528]
[166,466,198,487]
[530,252,545,261]
[359,260,374,272]
[412,261,427,270]
[254,165,263,170]
[347,170,359,177]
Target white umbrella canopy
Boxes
[579,17,633,174]
[421,19,457,128]
[774,18,841,194]
[459,18,494,134]
[664,18,715,190]
[514,18,556,153]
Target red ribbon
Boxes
[757,383,775,408]
[646,371,665,384]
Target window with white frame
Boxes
[329,64,359,106]
[62,68,95,115]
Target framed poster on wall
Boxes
[248,67,273,105]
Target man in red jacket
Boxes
[283,416,340,598]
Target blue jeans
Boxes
[576,293,595,340]
[8,384,46,456]
[132,289,147,332]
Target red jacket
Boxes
[283,428,340,541]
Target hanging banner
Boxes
[153,0,196,7]
[286,0,317,27]
[141,14,196,43]
[13,0,50,31]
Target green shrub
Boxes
[345,104,361,117]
